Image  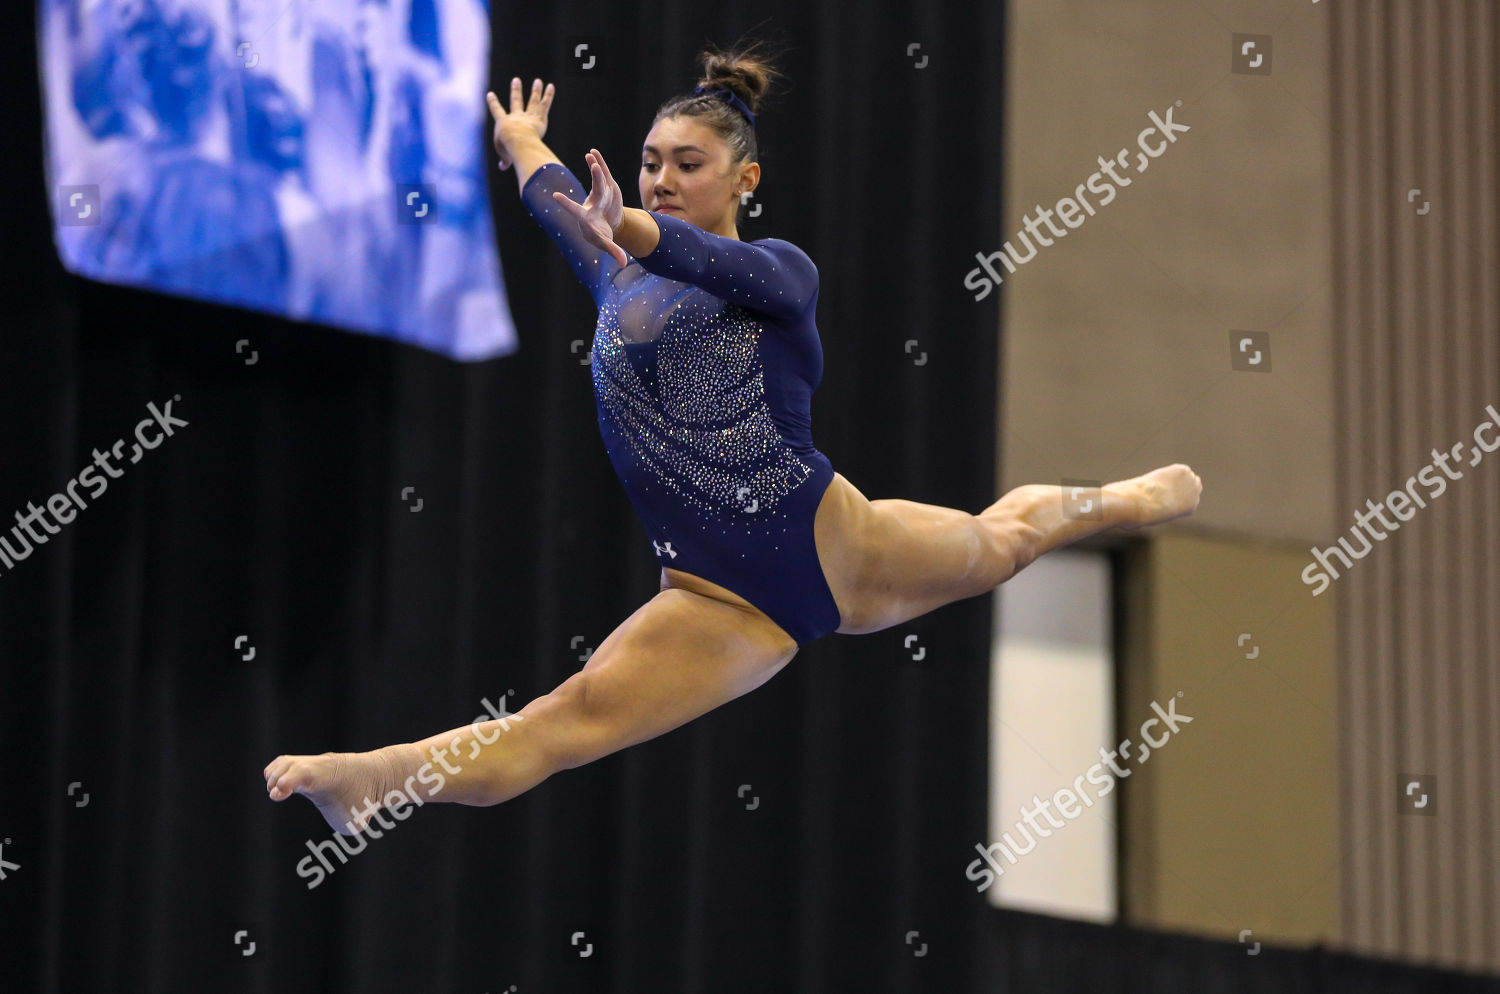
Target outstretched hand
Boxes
[550,148,630,268]
[487,76,553,171]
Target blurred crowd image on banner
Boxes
[39,0,517,361]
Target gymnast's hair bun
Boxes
[692,39,785,121]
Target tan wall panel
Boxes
[1119,531,1339,946]
[1001,0,1335,544]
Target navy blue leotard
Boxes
[521,161,842,645]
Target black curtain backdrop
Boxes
[7,2,1498,993]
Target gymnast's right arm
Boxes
[489,80,622,305]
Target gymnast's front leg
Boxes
[841,464,1203,635]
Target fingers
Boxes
[585,151,619,200]
[524,78,553,114]
[550,189,583,218]
[590,219,629,268]
[590,147,615,185]
[552,189,626,266]
[579,153,604,208]
[493,77,553,166]
[499,77,555,114]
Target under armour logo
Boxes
[652,540,678,559]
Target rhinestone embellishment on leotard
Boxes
[591,288,814,519]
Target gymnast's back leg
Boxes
[263,587,799,834]
[834,463,1201,635]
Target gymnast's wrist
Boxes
[613,207,661,259]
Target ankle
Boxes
[371,743,421,802]
[1102,480,1145,528]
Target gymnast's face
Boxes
[640,115,758,239]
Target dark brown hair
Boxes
[652,38,786,223]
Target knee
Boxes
[992,484,1054,523]
[976,514,1041,586]
[985,486,1053,548]
[1007,519,1044,572]
[533,672,616,772]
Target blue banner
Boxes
[39,0,515,361]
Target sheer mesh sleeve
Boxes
[634,211,818,321]
[520,162,622,306]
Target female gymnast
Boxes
[264,45,1202,836]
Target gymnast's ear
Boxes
[734,160,760,199]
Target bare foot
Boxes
[1110,464,1202,529]
[263,744,419,836]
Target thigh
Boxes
[553,587,799,769]
[840,497,1015,634]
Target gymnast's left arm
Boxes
[614,208,819,322]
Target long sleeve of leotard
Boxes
[519,161,623,307]
[633,210,818,321]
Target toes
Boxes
[273,774,305,801]
[269,769,296,801]
[264,757,289,793]
[266,756,319,800]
